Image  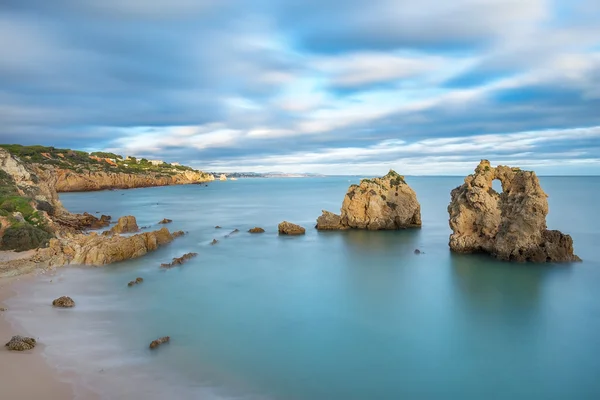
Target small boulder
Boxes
[0,307,6,312]
[127,281,135,287]
[172,231,185,238]
[149,336,170,349]
[315,210,346,230]
[248,227,265,233]
[158,218,172,224]
[135,277,144,283]
[278,221,306,235]
[215,226,222,229]
[211,239,218,245]
[5,335,36,351]
[52,296,75,308]
[414,249,421,255]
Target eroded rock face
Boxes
[448,160,580,262]
[316,170,421,230]
[39,227,178,266]
[5,335,36,351]
[278,221,306,235]
[52,296,75,308]
[110,216,139,234]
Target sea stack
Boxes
[316,170,421,230]
[448,160,580,262]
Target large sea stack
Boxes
[316,170,421,230]
[448,160,580,262]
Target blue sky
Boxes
[0,0,599,175]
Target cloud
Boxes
[0,0,599,175]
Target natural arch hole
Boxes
[492,179,503,194]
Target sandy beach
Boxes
[0,266,102,399]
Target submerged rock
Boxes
[316,170,421,231]
[414,249,421,255]
[248,227,265,233]
[158,218,172,224]
[448,160,580,262]
[149,336,170,349]
[172,230,185,238]
[110,216,139,234]
[52,296,75,308]
[5,335,36,351]
[161,252,198,268]
[278,221,306,235]
[128,277,144,287]
[215,226,222,229]
[210,239,218,245]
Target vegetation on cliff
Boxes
[0,144,209,178]
[0,169,53,251]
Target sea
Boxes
[5,176,600,399]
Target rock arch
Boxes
[448,160,580,262]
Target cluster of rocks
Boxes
[160,252,198,268]
[128,277,144,287]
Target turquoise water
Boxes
[7,177,600,399]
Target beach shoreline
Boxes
[0,271,98,400]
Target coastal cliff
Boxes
[316,170,422,230]
[0,145,206,256]
[448,160,580,262]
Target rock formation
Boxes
[5,335,37,351]
[316,170,421,230]
[149,336,170,349]
[160,252,198,268]
[38,227,178,266]
[52,296,75,308]
[128,277,144,287]
[278,221,306,235]
[210,239,218,245]
[219,174,227,181]
[158,218,172,224]
[448,160,580,262]
[110,216,139,234]
[248,227,265,233]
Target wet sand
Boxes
[0,275,93,399]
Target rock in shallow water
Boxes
[248,227,265,233]
[52,296,75,308]
[448,160,581,263]
[149,336,170,349]
[278,221,306,235]
[5,335,36,351]
[158,218,172,224]
[316,170,421,231]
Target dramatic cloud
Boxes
[0,0,599,174]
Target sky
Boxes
[1,0,599,175]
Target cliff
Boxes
[0,144,214,193]
[316,170,422,230]
[0,145,208,253]
[448,160,580,262]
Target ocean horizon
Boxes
[5,176,600,399]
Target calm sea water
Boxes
[6,176,600,399]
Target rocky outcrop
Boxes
[315,210,347,230]
[448,160,580,262]
[248,227,265,233]
[316,170,421,230]
[52,296,75,308]
[5,335,36,351]
[158,218,172,224]
[219,174,227,181]
[278,221,306,235]
[160,252,198,268]
[38,227,178,266]
[128,277,144,287]
[110,216,139,234]
[149,336,170,349]
[53,169,214,192]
